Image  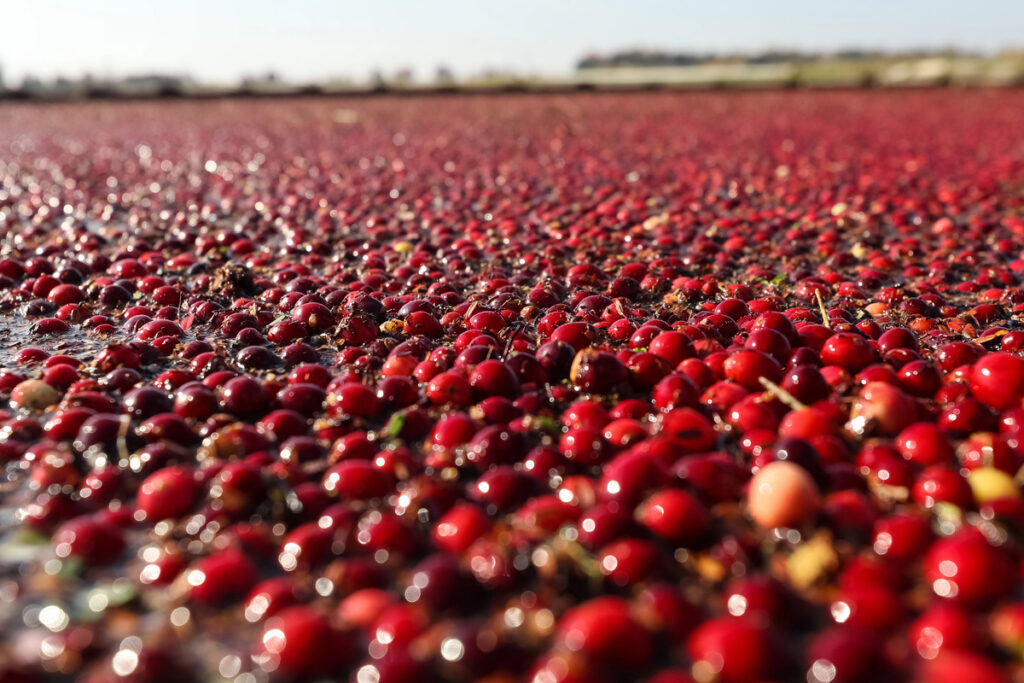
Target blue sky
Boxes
[3,0,1023,83]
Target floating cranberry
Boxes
[136,465,200,521]
[723,349,782,391]
[806,627,894,683]
[187,548,258,605]
[556,596,653,670]
[915,652,1011,683]
[923,529,1014,606]
[432,502,491,554]
[257,606,355,678]
[640,489,711,547]
[10,379,61,411]
[322,460,392,499]
[896,422,955,466]
[748,460,820,529]
[820,332,877,372]
[688,617,790,683]
[52,515,124,566]
[328,382,381,417]
[848,381,918,436]
[970,352,1024,411]
[909,603,989,659]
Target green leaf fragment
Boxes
[386,412,406,438]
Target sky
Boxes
[3,0,1023,85]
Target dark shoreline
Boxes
[1,79,1020,106]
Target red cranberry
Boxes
[432,502,491,554]
[909,603,989,659]
[923,529,1014,606]
[52,514,125,566]
[970,352,1024,410]
[257,606,355,678]
[136,465,200,521]
[806,627,896,683]
[640,489,711,547]
[820,332,877,372]
[556,597,653,670]
[896,422,955,466]
[688,617,792,683]
[187,548,258,605]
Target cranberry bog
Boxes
[1,90,1024,682]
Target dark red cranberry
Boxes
[923,528,1015,606]
[52,514,125,566]
[688,617,792,683]
[136,465,200,521]
[555,596,653,670]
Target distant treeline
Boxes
[576,48,982,69]
[2,48,1022,103]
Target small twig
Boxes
[501,321,525,361]
[815,290,830,330]
[117,415,131,465]
[758,376,807,412]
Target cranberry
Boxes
[599,538,661,586]
[896,422,955,466]
[328,382,382,417]
[186,548,258,605]
[466,425,529,469]
[52,515,124,566]
[806,627,896,683]
[219,375,268,418]
[468,359,520,398]
[970,352,1024,410]
[122,389,172,421]
[923,528,1015,606]
[748,461,820,529]
[639,489,711,547]
[820,332,877,372]
[432,502,491,553]
[560,427,612,466]
[688,617,791,683]
[279,435,326,463]
[257,606,355,678]
[912,466,973,508]
[723,349,783,391]
[872,511,933,560]
[909,603,989,658]
[915,652,1011,683]
[649,331,695,365]
[555,597,653,670]
[136,465,200,521]
[276,382,326,416]
[322,460,392,499]
[658,408,716,452]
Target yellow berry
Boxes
[967,467,1019,504]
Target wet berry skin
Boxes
[257,606,356,678]
[688,617,792,683]
[52,515,125,566]
[640,489,711,547]
[923,529,1015,607]
[970,352,1024,411]
[748,461,820,529]
[186,549,259,605]
[555,596,653,670]
[136,465,200,521]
